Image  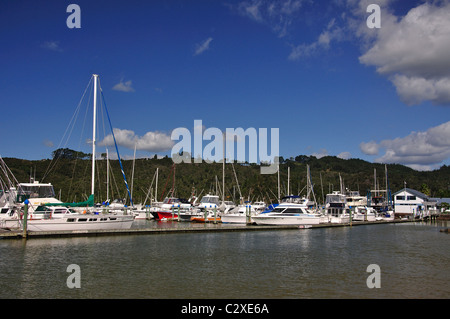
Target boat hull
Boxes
[329,216,350,224]
[133,211,151,220]
[25,215,134,231]
[352,214,376,222]
[191,217,221,223]
[252,215,320,226]
[221,214,254,224]
[157,211,178,220]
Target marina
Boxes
[2,1,450,306]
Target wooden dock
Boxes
[0,219,413,240]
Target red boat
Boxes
[157,210,178,220]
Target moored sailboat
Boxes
[23,75,135,232]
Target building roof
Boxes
[430,198,450,205]
[393,188,430,200]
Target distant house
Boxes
[393,188,438,218]
[430,198,450,213]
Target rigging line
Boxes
[0,156,20,189]
[98,82,134,207]
[143,168,158,206]
[42,76,93,182]
[67,86,93,201]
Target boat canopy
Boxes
[44,194,94,207]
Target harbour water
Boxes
[0,220,449,300]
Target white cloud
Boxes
[236,0,304,38]
[337,151,352,160]
[99,128,174,153]
[194,37,213,56]
[359,140,379,155]
[43,139,54,147]
[239,0,263,22]
[41,41,63,52]
[360,121,450,170]
[112,80,135,92]
[289,18,345,60]
[311,148,329,159]
[358,1,450,105]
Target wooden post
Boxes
[22,199,29,238]
[349,209,352,227]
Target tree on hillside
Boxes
[52,148,91,160]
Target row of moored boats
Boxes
[0,178,394,232]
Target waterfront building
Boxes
[393,188,437,218]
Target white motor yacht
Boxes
[252,196,321,226]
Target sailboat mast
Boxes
[287,166,290,196]
[277,162,280,202]
[106,148,109,201]
[91,74,98,196]
[222,133,225,203]
[155,167,158,202]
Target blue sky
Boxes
[1,0,450,171]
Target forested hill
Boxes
[2,154,450,205]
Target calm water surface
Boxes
[0,221,449,299]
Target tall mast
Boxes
[155,167,158,202]
[222,133,225,203]
[91,74,98,196]
[106,148,109,201]
[287,166,290,196]
[277,161,280,202]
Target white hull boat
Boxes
[252,196,321,226]
[329,215,350,224]
[221,205,258,224]
[133,211,150,220]
[25,214,134,232]
[325,191,351,224]
[252,213,321,225]
[13,75,136,232]
[352,207,376,221]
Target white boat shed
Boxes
[393,188,438,218]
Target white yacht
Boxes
[325,191,350,223]
[346,191,367,208]
[198,194,220,210]
[221,204,258,224]
[346,191,376,221]
[252,196,321,226]
[17,75,136,232]
[352,206,377,221]
[25,211,134,231]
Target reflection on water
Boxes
[0,221,449,299]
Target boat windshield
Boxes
[163,197,180,204]
[326,194,346,204]
[17,184,56,200]
[200,196,220,205]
